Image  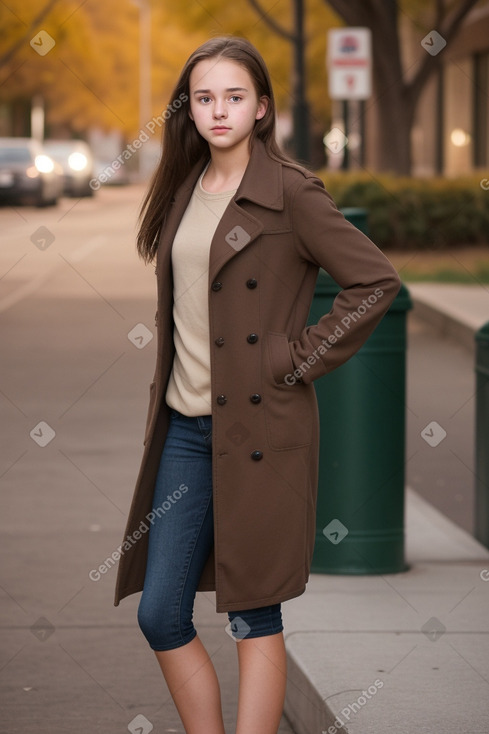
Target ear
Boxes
[255,95,269,121]
[188,109,194,121]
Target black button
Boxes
[211,281,222,291]
[215,337,225,347]
[250,393,261,404]
[217,394,227,405]
[247,333,258,344]
[251,450,263,461]
[246,278,257,289]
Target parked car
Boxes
[92,157,131,186]
[0,137,63,206]
[44,139,95,197]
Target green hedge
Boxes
[315,169,489,250]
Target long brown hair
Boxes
[137,35,294,263]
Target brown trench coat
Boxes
[114,138,401,612]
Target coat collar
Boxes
[156,137,284,284]
[235,138,284,210]
[174,137,284,211]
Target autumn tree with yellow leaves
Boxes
[0,0,205,137]
[2,0,486,173]
[0,0,338,159]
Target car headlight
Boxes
[35,154,55,173]
[68,152,88,172]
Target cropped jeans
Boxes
[137,408,283,651]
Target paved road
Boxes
[0,187,295,734]
[0,185,476,732]
[405,314,475,535]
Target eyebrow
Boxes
[192,87,248,94]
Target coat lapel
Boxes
[156,138,285,286]
[208,138,284,283]
[155,158,206,278]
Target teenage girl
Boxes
[114,35,401,734]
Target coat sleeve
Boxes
[285,174,402,385]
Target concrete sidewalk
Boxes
[1,205,488,734]
[282,489,489,734]
[282,283,489,734]
[407,283,489,353]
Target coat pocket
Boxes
[265,332,314,450]
[267,331,296,386]
[143,381,158,446]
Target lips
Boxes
[211,126,230,131]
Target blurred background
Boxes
[1,0,489,257]
[1,4,489,732]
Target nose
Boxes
[213,98,227,119]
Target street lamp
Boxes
[292,0,310,164]
[132,0,151,179]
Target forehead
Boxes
[189,57,251,90]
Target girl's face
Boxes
[188,57,268,154]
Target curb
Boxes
[283,489,489,734]
[410,295,476,354]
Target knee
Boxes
[137,595,196,651]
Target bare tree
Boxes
[247,0,311,163]
[324,0,482,174]
[0,0,59,68]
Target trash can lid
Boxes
[475,321,489,343]
[387,282,413,312]
[340,207,368,216]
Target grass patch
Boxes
[387,247,489,283]
[400,266,489,283]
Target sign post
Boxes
[327,28,372,168]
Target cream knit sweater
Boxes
[165,169,236,416]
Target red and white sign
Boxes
[327,28,372,100]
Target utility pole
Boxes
[132,0,151,179]
[292,0,310,164]
[247,0,311,165]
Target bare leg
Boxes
[235,631,287,734]
[154,634,226,734]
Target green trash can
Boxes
[475,322,489,549]
[338,207,369,234]
[309,208,412,574]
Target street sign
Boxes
[327,28,372,100]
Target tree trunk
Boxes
[367,0,414,174]
[371,81,416,175]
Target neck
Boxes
[203,137,252,192]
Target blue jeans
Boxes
[137,408,283,651]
